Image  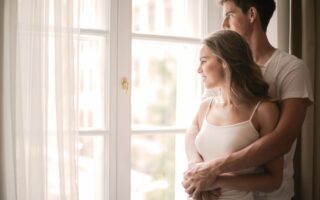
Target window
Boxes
[130,1,221,200]
[77,0,110,200]
[76,0,223,200]
[76,0,277,199]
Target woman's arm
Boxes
[213,101,283,192]
[185,116,203,167]
[185,100,210,166]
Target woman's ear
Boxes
[222,62,228,70]
[247,7,258,23]
[222,62,230,80]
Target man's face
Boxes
[222,1,252,38]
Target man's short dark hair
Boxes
[220,0,276,32]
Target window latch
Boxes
[121,77,129,94]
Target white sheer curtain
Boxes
[1,0,80,200]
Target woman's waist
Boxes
[218,188,254,200]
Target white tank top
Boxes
[195,99,261,200]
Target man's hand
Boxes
[182,161,220,198]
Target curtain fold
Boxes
[0,0,5,198]
[2,1,19,199]
[290,1,304,199]
[0,0,3,195]
[1,0,80,199]
[309,1,320,199]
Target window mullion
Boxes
[79,130,109,136]
[132,33,201,44]
[80,28,109,36]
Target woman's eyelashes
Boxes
[200,59,207,65]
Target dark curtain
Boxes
[290,0,320,199]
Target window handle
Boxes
[121,77,129,94]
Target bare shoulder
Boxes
[199,98,212,112]
[196,98,212,125]
[257,101,279,116]
[256,101,280,136]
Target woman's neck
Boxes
[214,87,256,108]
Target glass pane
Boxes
[79,0,109,30]
[79,35,108,130]
[132,0,203,38]
[132,39,201,129]
[131,133,188,200]
[79,136,104,200]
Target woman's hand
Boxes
[183,161,220,199]
[194,189,221,200]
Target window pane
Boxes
[132,0,203,38]
[132,39,201,129]
[79,0,109,30]
[131,133,188,200]
[79,35,108,130]
[79,136,104,200]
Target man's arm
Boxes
[214,101,283,192]
[184,98,309,197]
[214,98,309,174]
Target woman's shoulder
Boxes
[199,97,213,112]
[255,100,280,134]
[256,101,279,119]
[258,101,279,113]
[195,98,213,125]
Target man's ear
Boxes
[247,7,258,23]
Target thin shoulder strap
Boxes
[205,97,215,117]
[249,101,262,121]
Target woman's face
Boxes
[197,45,226,89]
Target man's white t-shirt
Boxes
[256,49,313,200]
[203,49,314,200]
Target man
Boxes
[183,0,313,199]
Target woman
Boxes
[183,30,283,200]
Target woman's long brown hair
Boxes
[203,30,269,103]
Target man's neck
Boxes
[246,31,275,66]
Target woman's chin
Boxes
[205,84,216,89]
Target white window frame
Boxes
[108,0,132,200]
[80,0,277,199]
[77,0,131,199]
[128,1,222,200]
